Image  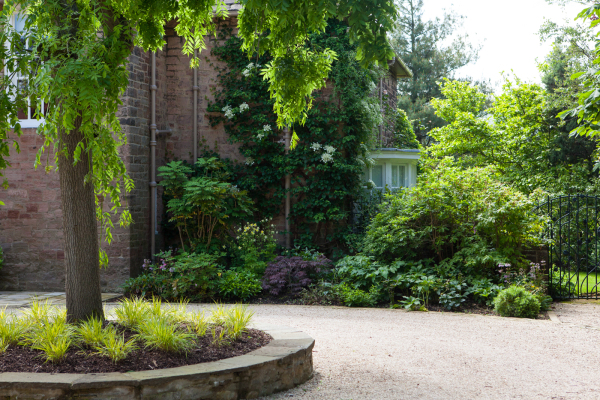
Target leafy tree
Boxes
[548,3,600,172]
[429,78,598,195]
[0,0,397,322]
[538,1,595,111]
[390,0,480,143]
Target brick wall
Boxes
[0,49,151,292]
[0,130,64,290]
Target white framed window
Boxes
[391,165,406,188]
[364,162,409,189]
[7,11,45,128]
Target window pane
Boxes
[399,166,406,187]
[14,13,26,33]
[372,165,383,187]
[392,166,399,187]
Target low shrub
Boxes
[231,221,277,275]
[262,255,331,296]
[493,286,541,318]
[536,293,553,312]
[218,270,262,301]
[334,283,378,307]
[123,251,222,301]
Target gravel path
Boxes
[187,303,600,400]
[552,300,600,328]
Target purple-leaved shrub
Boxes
[262,256,331,296]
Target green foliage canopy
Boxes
[207,21,383,250]
[429,79,598,195]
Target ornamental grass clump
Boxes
[493,286,541,319]
[25,318,76,363]
[136,316,196,354]
[189,311,210,336]
[223,304,254,340]
[22,299,62,326]
[93,325,137,363]
[113,297,150,330]
[0,309,28,353]
[76,317,106,348]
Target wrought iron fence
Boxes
[537,195,600,300]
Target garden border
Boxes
[0,324,314,400]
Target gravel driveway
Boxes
[188,303,600,400]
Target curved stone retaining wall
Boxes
[0,324,314,400]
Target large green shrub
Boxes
[363,158,547,276]
[158,157,254,253]
[493,286,541,318]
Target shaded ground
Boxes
[183,303,600,400]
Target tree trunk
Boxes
[59,118,104,323]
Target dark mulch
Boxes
[0,326,272,374]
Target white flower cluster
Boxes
[222,102,250,120]
[321,153,333,163]
[242,62,258,77]
[256,124,272,141]
[222,105,235,119]
[311,142,336,163]
[245,157,255,166]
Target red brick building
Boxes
[0,3,411,291]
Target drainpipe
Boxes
[284,127,291,248]
[193,49,198,161]
[379,77,383,146]
[150,52,157,260]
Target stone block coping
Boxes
[0,324,314,400]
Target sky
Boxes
[420,0,587,89]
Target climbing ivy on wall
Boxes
[206,21,383,251]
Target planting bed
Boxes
[0,325,271,373]
[0,324,314,400]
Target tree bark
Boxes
[59,118,104,323]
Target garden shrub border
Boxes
[0,324,314,400]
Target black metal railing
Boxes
[536,195,600,300]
